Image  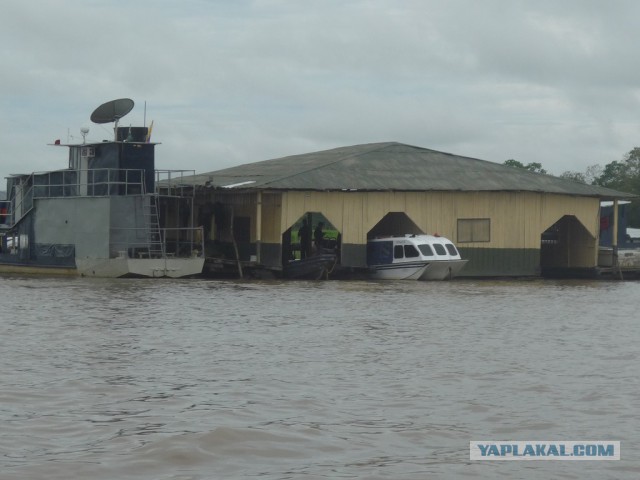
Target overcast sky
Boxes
[2,0,640,182]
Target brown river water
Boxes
[1,276,638,479]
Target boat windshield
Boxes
[433,244,447,256]
[445,243,459,256]
[418,244,434,256]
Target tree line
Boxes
[504,149,640,227]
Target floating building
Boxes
[186,142,635,278]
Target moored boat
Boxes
[367,234,467,280]
[283,253,337,280]
[0,99,204,278]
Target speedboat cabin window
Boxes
[394,244,420,258]
[418,244,434,256]
[445,243,459,256]
[404,245,420,258]
[433,244,447,256]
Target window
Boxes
[418,244,434,256]
[457,218,490,243]
[394,245,404,259]
[404,245,420,258]
[445,243,459,256]
[69,147,80,170]
[433,244,447,256]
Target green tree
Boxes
[593,148,640,226]
[503,159,547,174]
[559,171,587,183]
[559,165,602,185]
[594,148,640,189]
[585,164,604,185]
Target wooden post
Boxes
[230,206,243,278]
[256,191,262,264]
[612,200,623,279]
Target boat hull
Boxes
[77,257,205,278]
[0,257,204,278]
[0,262,77,276]
[419,259,469,280]
[283,254,337,280]
[369,262,430,280]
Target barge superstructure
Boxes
[0,99,204,277]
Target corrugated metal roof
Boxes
[188,142,636,199]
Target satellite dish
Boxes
[90,98,134,124]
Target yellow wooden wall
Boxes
[260,192,282,243]
[203,189,600,261]
[196,188,603,270]
[275,190,600,250]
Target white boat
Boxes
[367,234,468,280]
[0,99,205,278]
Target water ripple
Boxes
[0,276,638,479]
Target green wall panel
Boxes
[262,241,542,277]
[457,247,540,277]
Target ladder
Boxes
[144,195,165,258]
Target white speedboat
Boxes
[367,234,467,280]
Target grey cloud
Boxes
[1,0,639,181]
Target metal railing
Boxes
[0,201,9,229]
[8,174,35,226]
[4,168,200,227]
[6,169,149,227]
[3,169,202,263]
[155,170,196,197]
[32,168,147,198]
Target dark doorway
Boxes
[282,212,341,265]
[368,212,423,239]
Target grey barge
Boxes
[0,99,204,277]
